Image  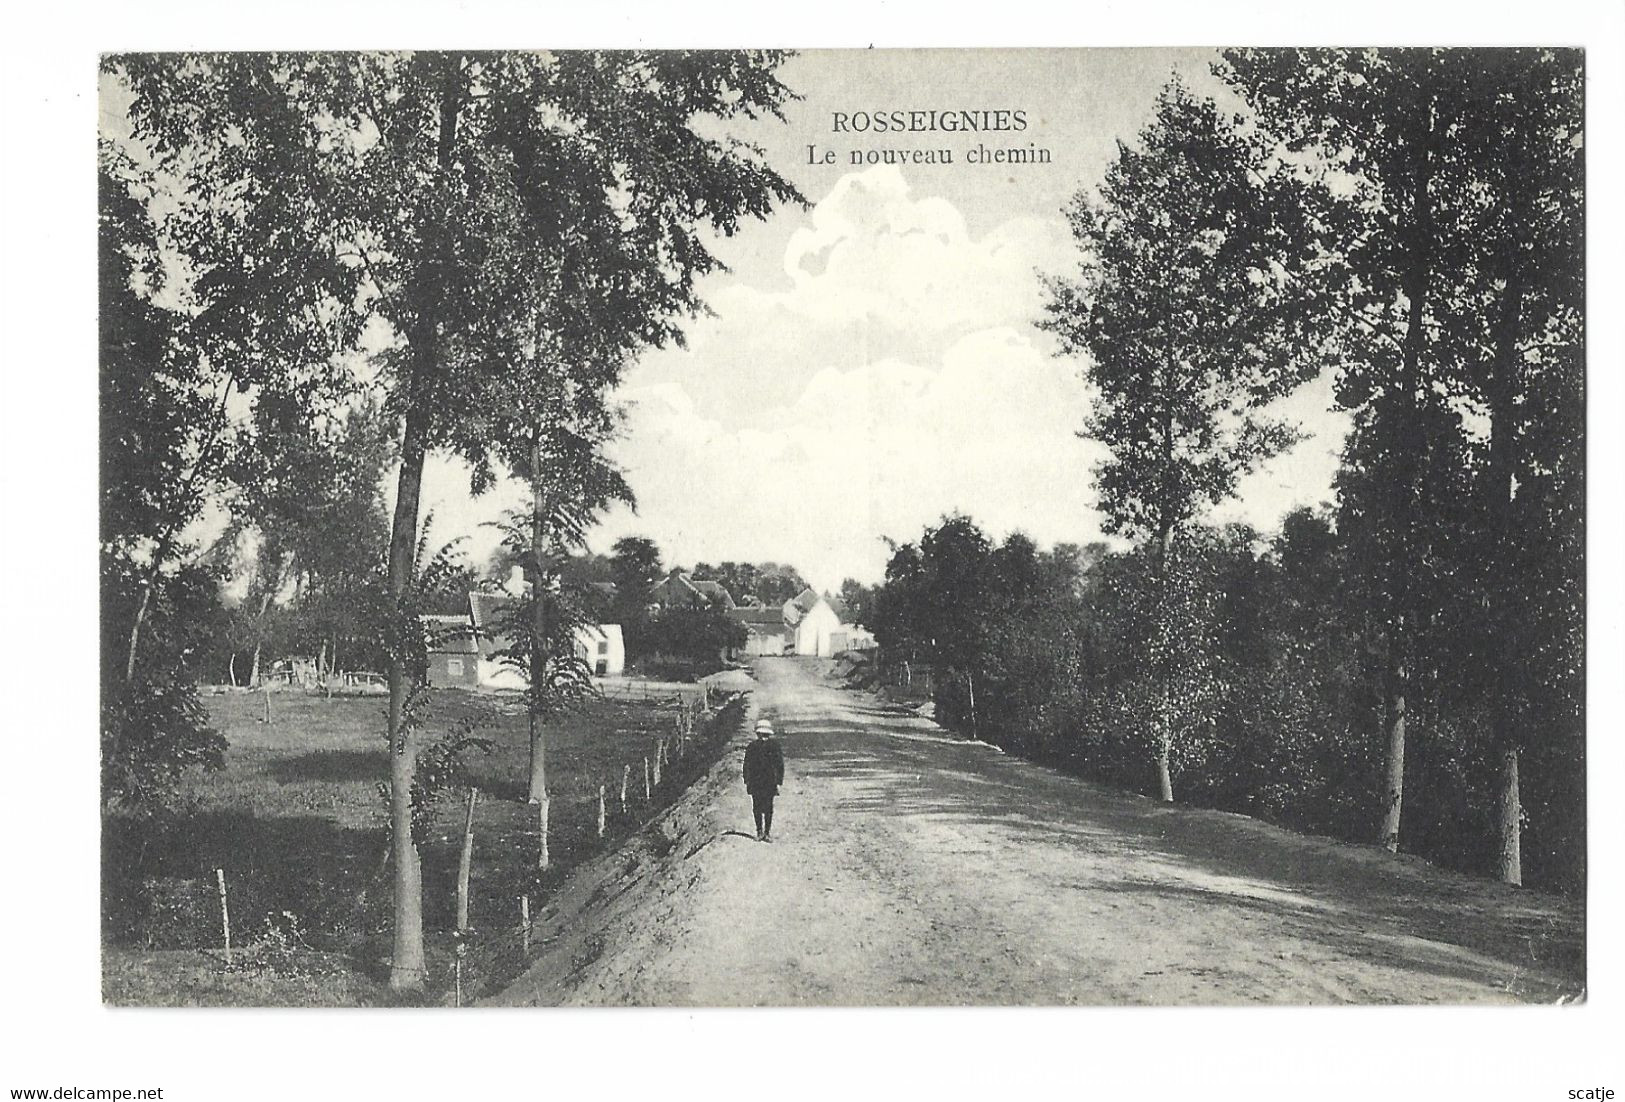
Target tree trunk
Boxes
[125,578,154,682]
[1495,747,1522,886]
[1380,680,1406,853]
[386,414,430,991]
[526,440,549,802]
[1153,520,1176,803]
[1487,270,1527,884]
[247,589,275,688]
[228,652,238,688]
[386,51,462,993]
[1379,87,1439,855]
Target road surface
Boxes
[494,658,1583,1006]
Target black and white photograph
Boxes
[4,2,1623,1098]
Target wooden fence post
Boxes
[653,745,663,788]
[214,868,232,965]
[454,942,465,1008]
[520,895,531,955]
[620,764,630,812]
[456,787,479,932]
[643,757,651,801]
[597,785,607,838]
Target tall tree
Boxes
[113,49,800,989]
[1219,48,1584,873]
[609,536,664,643]
[99,144,230,810]
[1446,50,1583,884]
[1042,79,1320,801]
[493,417,632,801]
[1220,47,1453,852]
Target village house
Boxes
[723,586,875,659]
[424,612,483,688]
[424,592,626,690]
[789,589,854,657]
[727,605,793,657]
[650,569,736,611]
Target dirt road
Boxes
[494,658,1583,1006]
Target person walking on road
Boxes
[744,719,785,842]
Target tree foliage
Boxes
[99,146,227,812]
[1042,79,1322,545]
[1041,78,1324,799]
[109,48,803,987]
[1218,47,1584,877]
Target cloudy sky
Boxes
[417,49,1349,589]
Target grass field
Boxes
[102,685,742,1006]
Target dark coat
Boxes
[743,737,785,796]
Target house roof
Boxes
[653,571,737,609]
[467,591,623,644]
[423,613,479,655]
[689,579,735,607]
[468,592,517,634]
[729,606,788,627]
[782,589,854,625]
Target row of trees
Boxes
[871,509,1582,892]
[102,50,802,989]
[873,49,1583,891]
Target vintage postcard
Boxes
[93,45,1584,1022]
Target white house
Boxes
[467,591,626,689]
[577,623,626,677]
[789,590,862,658]
[727,606,793,657]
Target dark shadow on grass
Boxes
[267,748,388,784]
[103,809,391,951]
[460,765,530,804]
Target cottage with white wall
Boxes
[424,592,625,690]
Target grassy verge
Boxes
[103,686,743,1006]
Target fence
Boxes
[593,677,710,706]
[195,685,741,1006]
[878,660,935,697]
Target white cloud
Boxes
[580,166,1112,587]
[598,323,1106,588]
[413,165,1346,590]
[626,165,1074,422]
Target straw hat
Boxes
[754,719,774,734]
